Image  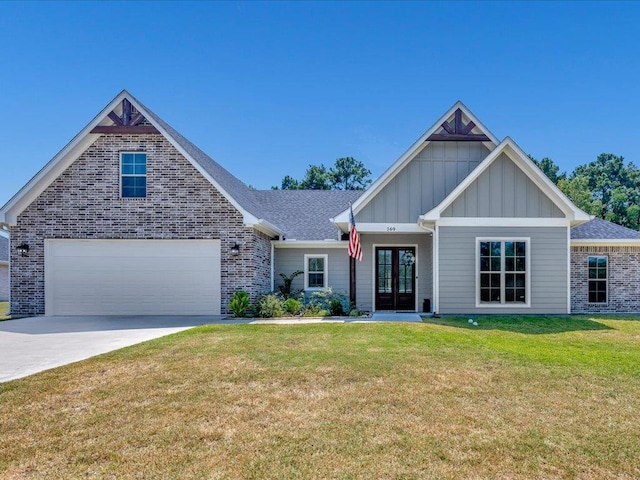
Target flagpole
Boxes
[348,203,357,310]
[350,254,356,309]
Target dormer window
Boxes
[121,153,147,198]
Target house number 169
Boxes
[386,226,396,232]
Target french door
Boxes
[375,247,416,311]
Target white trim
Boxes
[586,255,608,305]
[567,226,571,314]
[371,243,419,312]
[332,101,499,226]
[433,224,439,314]
[351,223,429,233]
[571,239,640,246]
[0,230,9,239]
[475,237,531,309]
[435,217,571,227]
[419,138,591,225]
[304,254,328,290]
[273,240,348,249]
[120,151,147,198]
[270,242,275,292]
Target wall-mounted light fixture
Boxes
[16,243,29,257]
[230,243,240,256]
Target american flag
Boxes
[348,206,363,261]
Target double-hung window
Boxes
[304,254,328,290]
[477,239,529,306]
[588,256,607,303]
[121,152,147,198]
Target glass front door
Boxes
[375,247,416,311]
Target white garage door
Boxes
[45,239,221,316]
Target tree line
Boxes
[272,152,640,230]
[531,153,640,230]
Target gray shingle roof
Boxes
[571,217,640,240]
[254,190,362,240]
[134,94,363,240]
[135,95,266,221]
[0,234,8,262]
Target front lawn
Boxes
[1,316,640,478]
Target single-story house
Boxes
[0,230,8,301]
[1,90,639,316]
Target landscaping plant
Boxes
[228,290,250,317]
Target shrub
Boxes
[307,288,349,316]
[257,293,286,318]
[278,270,304,297]
[283,297,303,315]
[302,303,329,317]
[228,290,250,317]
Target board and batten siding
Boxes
[438,226,568,314]
[442,153,564,218]
[357,142,490,223]
[356,233,433,312]
[274,248,350,295]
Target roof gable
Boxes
[332,101,499,226]
[0,91,280,235]
[441,152,565,218]
[420,138,591,224]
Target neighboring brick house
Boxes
[0,231,8,301]
[1,91,639,316]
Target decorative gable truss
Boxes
[331,101,499,231]
[426,108,491,142]
[91,99,159,135]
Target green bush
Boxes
[307,288,349,316]
[228,290,250,317]
[257,294,286,318]
[303,303,329,317]
[283,297,303,315]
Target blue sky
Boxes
[1,1,639,206]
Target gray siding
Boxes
[358,142,490,223]
[356,233,433,312]
[274,248,350,296]
[442,154,564,218]
[438,226,568,314]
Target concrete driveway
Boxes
[0,315,226,382]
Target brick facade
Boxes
[10,133,273,316]
[570,245,640,313]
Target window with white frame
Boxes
[121,152,147,198]
[478,239,529,306]
[304,254,328,290]
[588,256,607,303]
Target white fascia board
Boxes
[245,218,283,237]
[354,222,430,233]
[333,101,499,224]
[272,240,348,249]
[0,91,130,224]
[436,217,571,227]
[571,239,640,246]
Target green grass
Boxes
[0,301,8,320]
[1,316,640,479]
